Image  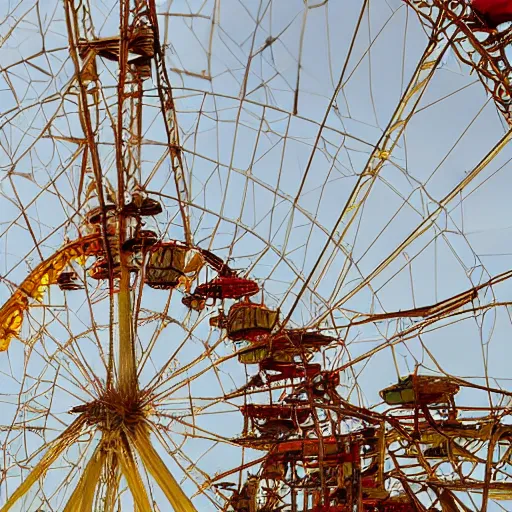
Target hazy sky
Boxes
[1,0,512,509]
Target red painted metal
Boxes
[198,247,232,275]
[275,437,359,461]
[241,403,312,424]
[122,196,162,216]
[57,270,83,291]
[309,506,345,512]
[122,229,158,252]
[194,275,259,300]
[310,504,415,512]
[89,258,118,280]
[362,502,416,512]
[259,360,322,382]
[271,329,337,349]
[471,0,512,27]
[181,294,206,311]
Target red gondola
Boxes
[471,0,512,28]
[89,258,139,280]
[241,403,312,424]
[89,258,119,280]
[272,329,336,350]
[240,404,311,420]
[57,269,83,291]
[275,437,359,465]
[122,195,162,216]
[197,247,232,275]
[181,294,206,312]
[193,275,259,300]
[121,186,162,217]
[122,229,158,253]
[259,359,322,383]
[361,498,416,512]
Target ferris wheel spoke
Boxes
[327,92,490,305]
[148,0,193,246]
[61,441,105,511]
[102,452,121,512]
[149,424,230,509]
[0,415,87,511]
[313,128,512,327]
[3,1,512,509]
[155,410,237,446]
[20,310,104,391]
[25,438,95,510]
[29,310,107,390]
[130,422,197,511]
[136,301,200,381]
[149,344,245,405]
[145,330,230,399]
[117,433,153,511]
[282,13,450,326]
[158,428,221,486]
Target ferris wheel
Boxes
[1,0,512,510]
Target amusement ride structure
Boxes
[1,0,512,510]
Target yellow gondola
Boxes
[380,374,460,407]
[226,301,279,342]
[145,241,204,290]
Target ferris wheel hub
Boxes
[70,388,150,433]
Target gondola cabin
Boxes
[89,258,116,280]
[57,269,83,291]
[226,301,279,341]
[122,229,158,253]
[85,204,117,235]
[193,275,259,300]
[275,436,359,467]
[235,328,335,364]
[236,339,318,366]
[380,375,460,406]
[145,241,204,289]
[360,496,416,512]
[471,0,512,28]
[259,360,322,383]
[237,343,277,364]
[241,403,312,424]
[272,329,336,350]
[181,294,206,312]
[122,189,163,216]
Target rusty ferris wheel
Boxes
[1,0,512,510]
